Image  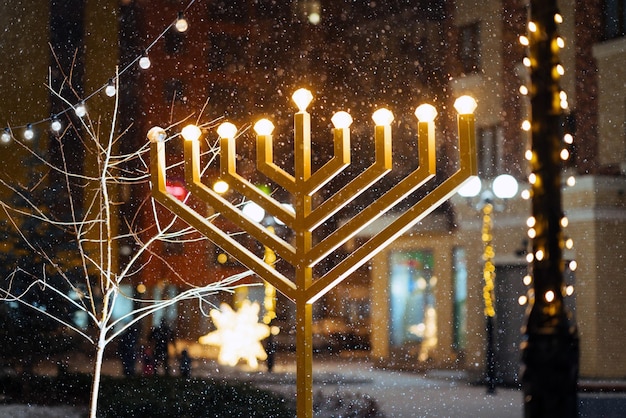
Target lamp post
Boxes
[458,173,519,394]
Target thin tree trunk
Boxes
[89,335,106,418]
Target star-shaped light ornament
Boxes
[199,300,270,369]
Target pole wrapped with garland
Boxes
[521,1,579,416]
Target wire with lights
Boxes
[0,0,195,143]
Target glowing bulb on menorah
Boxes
[148,88,478,418]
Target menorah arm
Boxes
[304,127,351,195]
[306,124,392,231]
[220,135,296,229]
[305,121,436,266]
[257,132,297,194]
[150,141,297,299]
[306,167,475,303]
[184,138,297,265]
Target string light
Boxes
[75,101,87,118]
[522,120,531,131]
[105,79,116,97]
[51,118,62,133]
[519,85,529,95]
[523,57,532,67]
[525,149,533,161]
[565,238,574,249]
[564,133,573,144]
[139,52,151,69]
[519,35,530,46]
[24,124,34,140]
[175,12,189,32]
[1,128,11,143]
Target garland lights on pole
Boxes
[519,1,579,416]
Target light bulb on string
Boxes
[24,124,34,140]
[75,101,87,118]
[139,53,151,70]
[175,12,189,32]
[51,118,62,133]
[1,128,11,143]
[105,79,116,97]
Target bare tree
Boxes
[0,73,249,418]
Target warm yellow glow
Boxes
[564,133,574,144]
[254,118,275,136]
[556,64,565,76]
[181,124,202,142]
[545,290,555,303]
[175,14,189,32]
[213,180,229,194]
[521,189,531,200]
[526,253,534,263]
[522,120,531,131]
[518,295,528,305]
[569,260,578,271]
[529,173,537,184]
[414,104,438,122]
[561,216,569,227]
[136,283,147,294]
[528,21,537,32]
[292,88,313,111]
[519,85,528,95]
[372,108,394,126]
[566,285,574,296]
[217,122,237,139]
[523,57,531,67]
[199,300,270,369]
[453,96,477,115]
[331,111,353,129]
[560,149,570,160]
[519,35,529,46]
[565,238,574,249]
[524,150,532,161]
[217,253,228,264]
[528,228,536,239]
[527,216,536,227]
[555,13,563,24]
[523,275,532,286]
[557,37,565,48]
[566,176,575,188]
[147,126,166,143]
[536,250,544,261]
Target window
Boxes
[603,0,626,40]
[458,22,481,74]
[477,125,503,178]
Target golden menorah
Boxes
[148,88,477,418]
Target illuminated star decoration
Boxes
[199,300,270,369]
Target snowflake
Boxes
[199,300,270,369]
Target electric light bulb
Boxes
[331,111,353,129]
[372,108,394,126]
[414,104,438,122]
[566,176,576,187]
[175,12,189,32]
[561,217,569,227]
[556,37,565,49]
[545,290,555,303]
[569,260,577,271]
[139,54,151,69]
[566,285,574,296]
[518,295,528,306]
[24,124,34,140]
[147,126,166,143]
[528,173,537,184]
[525,150,533,161]
[523,57,531,67]
[535,250,544,261]
[521,120,531,131]
[556,64,565,76]
[521,189,531,200]
[527,217,536,228]
[453,96,477,115]
[75,102,87,118]
[564,133,573,144]
[565,238,574,249]
[526,253,534,263]
[560,148,570,160]
[292,88,313,111]
[181,124,202,141]
[457,176,481,198]
[519,85,528,95]
[528,22,537,32]
[523,275,532,286]
[217,122,237,139]
[1,128,11,143]
[528,228,536,239]
[51,118,62,133]
[105,80,116,97]
[555,14,563,24]
[253,118,275,135]
[519,35,529,46]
